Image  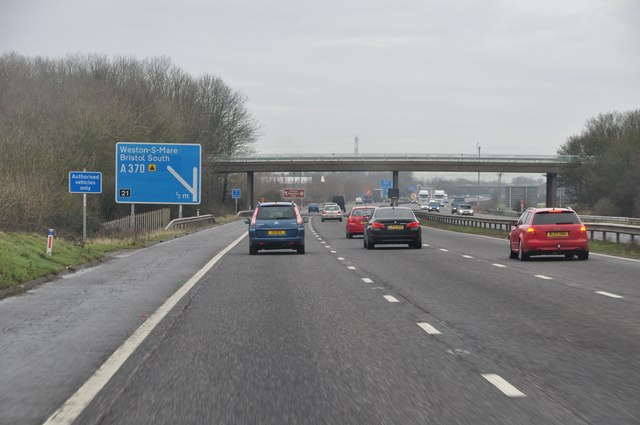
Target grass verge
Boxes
[421,218,640,260]
[0,215,241,291]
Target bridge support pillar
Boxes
[546,173,557,207]
[247,171,254,210]
[392,171,399,206]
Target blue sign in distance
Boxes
[116,142,201,204]
[231,188,241,199]
[380,178,393,197]
[69,171,102,194]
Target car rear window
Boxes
[532,211,580,225]
[325,205,339,211]
[374,208,416,220]
[352,208,375,216]
[256,205,296,220]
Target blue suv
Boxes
[244,202,308,255]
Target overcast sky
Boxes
[2,0,639,157]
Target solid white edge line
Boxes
[362,278,373,283]
[384,295,399,303]
[417,322,442,335]
[43,232,248,425]
[481,374,526,397]
[595,291,624,299]
[534,274,553,280]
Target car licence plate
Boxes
[268,230,286,235]
[388,225,404,230]
[547,231,569,237]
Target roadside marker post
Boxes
[46,229,54,256]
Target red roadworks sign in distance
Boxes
[283,188,305,198]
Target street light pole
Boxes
[477,143,481,204]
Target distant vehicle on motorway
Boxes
[433,189,447,206]
[244,202,308,255]
[450,196,465,213]
[332,195,346,212]
[427,201,440,212]
[508,207,589,261]
[457,204,474,216]
[354,197,363,205]
[307,203,320,213]
[345,206,377,238]
[363,207,422,249]
[321,204,343,222]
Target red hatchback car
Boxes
[509,207,589,261]
[345,206,377,238]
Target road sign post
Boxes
[69,171,102,243]
[116,142,201,205]
[232,188,241,213]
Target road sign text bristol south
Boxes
[116,142,201,204]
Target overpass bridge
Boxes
[209,153,580,209]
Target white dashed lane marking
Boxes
[347,266,356,270]
[481,374,526,397]
[440,248,449,252]
[337,257,345,261]
[534,275,553,280]
[330,250,337,253]
[417,322,442,335]
[384,295,399,303]
[423,244,430,247]
[462,255,473,259]
[492,263,507,268]
[596,291,623,299]
[362,278,373,283]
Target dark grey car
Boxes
[363,207,422,249]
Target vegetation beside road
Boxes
[0,215,240,292]
[421,219,640,260]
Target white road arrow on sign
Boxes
[167,166,198,202]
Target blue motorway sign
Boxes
[69,171,102,194]
[231,188,241,199]
[380,179,393,197]
[115,142,201,204]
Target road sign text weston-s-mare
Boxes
[116,142,201,204]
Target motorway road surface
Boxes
[1,217,639,424]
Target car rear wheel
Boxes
[297,245,305,254]
[509,239,518,259]
[346,232,352,239]
[249,245,257,255]
[367,236,375,250]
[518,240,530,261]
[413,234,422,249]
[578,250,589,261]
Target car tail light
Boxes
[250,208,258,226]
[294,206,304,225]
[322,211,327,215]
[579,225,587,233]
[371,222,385,229]
[527,227,536,234]
[406,221,421,229]
[349,217,356,223]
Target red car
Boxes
[509,207,589,261]
[345,206,377,238]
